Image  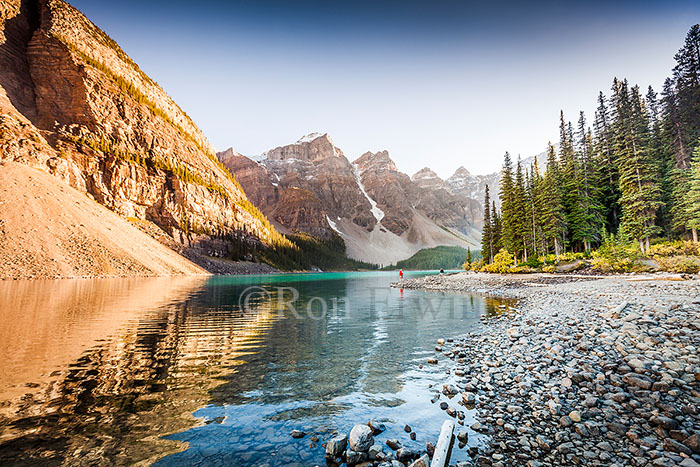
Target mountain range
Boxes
[218,133,501,265]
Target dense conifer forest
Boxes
[478,25,700,272]
[383,246,480,271]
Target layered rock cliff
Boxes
[219,133,483,265]
[0,0,285,274]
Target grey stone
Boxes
[622,372,653,390]
[349,425,374,452]
[369,418,387,435]
[369,445,384,460]
[396,447,418,463]
[408,454,430,467]
[345,449,368,465]
[325,434,347,457]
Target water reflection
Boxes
[0,272,513,466]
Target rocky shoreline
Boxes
[392,272,700,466]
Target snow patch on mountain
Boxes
[326,215,341,234]
[352,164,384,222]
[297,132,325,143]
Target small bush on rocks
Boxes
[518,257,543,269]
[591,232,644,273]
[482,249,516,274]
[466,259,484,271]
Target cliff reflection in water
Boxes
[0,275,284,465]
[0,272,514,466]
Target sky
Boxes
[71,0,700,178]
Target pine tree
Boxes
[649,85,675,236]
[575,112,605,251]
[662,77,695,237]
[499,152,517,257]
[513,158,529,262]
[491,201,502,252]
[685,145,700,242]
[672,24,700,161]
[559,111,581,250]
[661,78,690,169]
[481,185,494,262]
[592,91,621,232]
[611,80,663,253]
[540,143,566,257]
[528,157,545,260]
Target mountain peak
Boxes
[262,132,343,162]
[217,147,241,160]
[296,132,327,144]
[353,150,398,173]
[411,167,446,191]
[412,167,441,180]
[452,166,471,177]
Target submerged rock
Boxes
[386,439,401,450]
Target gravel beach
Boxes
[392,272,700,466]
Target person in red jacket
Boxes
[399,269,404,279]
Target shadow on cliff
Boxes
[0,0,40,121]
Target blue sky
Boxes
[71,0,700,177]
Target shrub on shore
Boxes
[655,255,700,273]
[477,238,700,275]
[482,249,516,273]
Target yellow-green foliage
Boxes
[590,232,644,273]
[542,265,556,273]
[648,240,700,258]
[558,251,588,261]
[656,256,700,273]
[482,249,516,273]
[648,240,700,273]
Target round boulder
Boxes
[349,424,374,452]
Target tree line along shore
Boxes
[474,25,700,276]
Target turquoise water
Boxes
[0,271,505,465]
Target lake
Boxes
[0,271,508,466]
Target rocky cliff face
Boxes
[0,0,283,256]
[220,134,482,265]
[218,151,332,238]
[356,151,482,237]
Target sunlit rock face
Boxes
[0,0,278,246]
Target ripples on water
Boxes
[0,272,512,466]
